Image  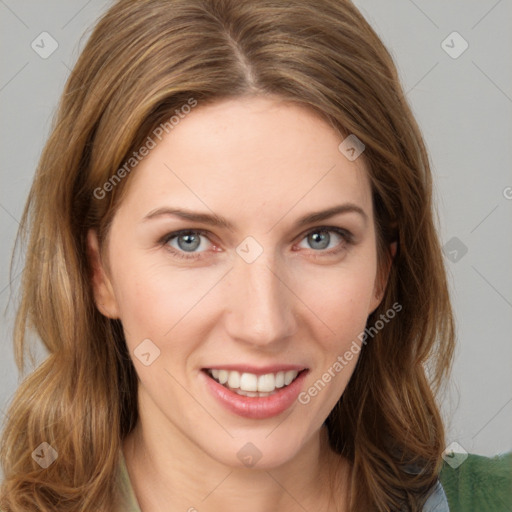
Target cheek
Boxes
[293,256,377,340]
[293,264,377,410]
[110,256,220,349]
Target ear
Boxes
[86,229,120,319]
[368,241,397,315]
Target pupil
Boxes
[178,233,200,252]
[309,231,329,250]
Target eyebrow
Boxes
[143,203,368,231]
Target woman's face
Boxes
[89,95,390,469]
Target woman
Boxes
[1,0,508,510]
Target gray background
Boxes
[0,0,511,460]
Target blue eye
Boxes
[161,229,212,259]
[159,226,353,261]
[297,226,353,255]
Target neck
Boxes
[122,420,349,512]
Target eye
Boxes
[296,226,353,255]
[160,229,214,259]
[159,226,354,261]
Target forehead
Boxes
[118,95,373,227]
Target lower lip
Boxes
[201,370,309,419]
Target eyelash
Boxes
[159,226,354,261]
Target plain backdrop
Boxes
[1,0,511,471]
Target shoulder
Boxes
[439,451,512,512]
[422,479,450,511]
[116,448,142,512]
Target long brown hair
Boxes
[0,0,455,510]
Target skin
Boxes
[88,95,395,511]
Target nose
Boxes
[224,250,297,349]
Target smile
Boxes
[206,368,304,396]
[201,367,309,419]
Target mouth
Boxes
[202,368,308,397]
[200,365,309,419]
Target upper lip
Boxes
[202,364,308,375]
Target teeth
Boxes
[275,371,285,388]
[240,372,258,391]
[218,369,229,384]
[257,373,275,392]
[235,389,275,397]
[284,370,297,386]
[228,371,240,389]
[208,368,300,393]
